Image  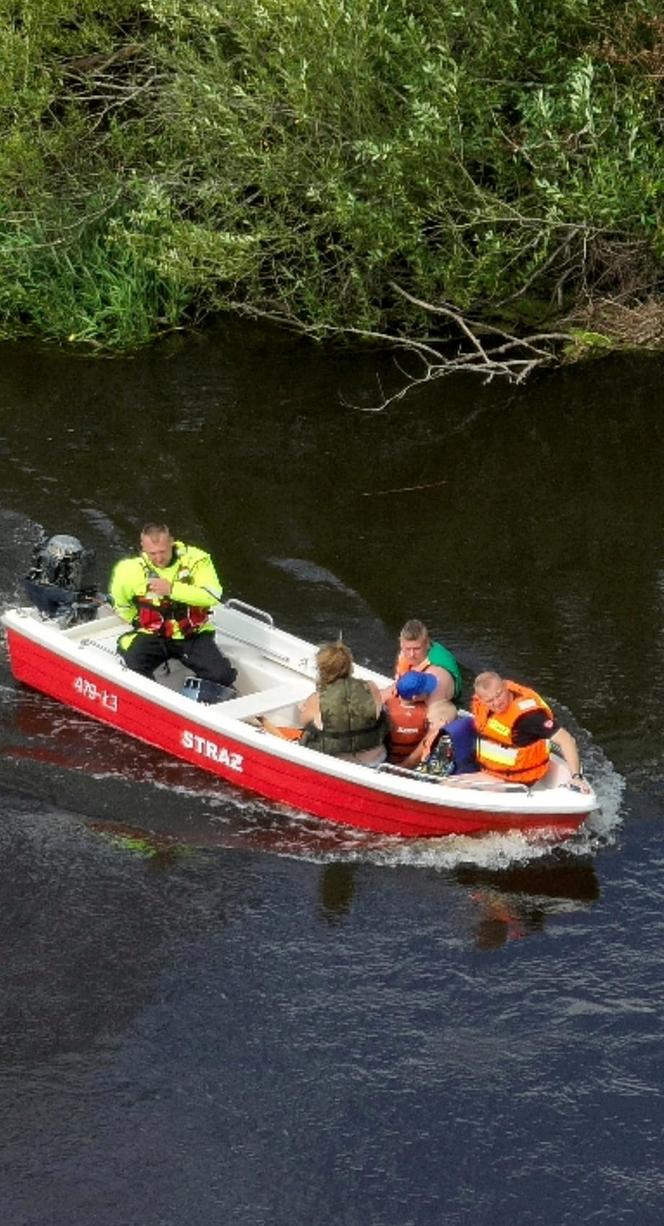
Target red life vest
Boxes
[134,596,209,638]
[385,694,429,761]
[133,553,211,638]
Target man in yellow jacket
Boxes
[109,522,236,685]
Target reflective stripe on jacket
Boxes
[471,681,552,784]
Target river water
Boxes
[1,323,663,1224]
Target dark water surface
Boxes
[1,323,663,1224]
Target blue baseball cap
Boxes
[396,671,437,700]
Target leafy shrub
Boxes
[0,0,662,347]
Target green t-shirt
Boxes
[428,640,463,704]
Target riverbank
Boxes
[2,1,663,367]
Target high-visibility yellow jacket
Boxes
[110,540,222,643]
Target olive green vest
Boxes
[302,678,387,757]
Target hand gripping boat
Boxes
[2,587,598,840]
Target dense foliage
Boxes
[1,0,663,350]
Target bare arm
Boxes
[367,680,385,717]
[298,691,321,728]
[550,727,592,793]
[426,664,455,702]
[397,740,428,769]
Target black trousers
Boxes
[119,631,237,686]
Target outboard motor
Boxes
[23,533,99,626]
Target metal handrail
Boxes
[223,598,274,627]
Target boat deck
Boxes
[70,610,314,727]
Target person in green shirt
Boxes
[109,522,236,686]
[387,618,463,706]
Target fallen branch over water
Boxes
[343,282,572,411]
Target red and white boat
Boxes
[2,596,599,840]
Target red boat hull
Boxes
[4,627,591,840]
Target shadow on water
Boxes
[314,857,601,947]
[78,808,602,950]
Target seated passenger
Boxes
[299,642,388,766]
[472,670,590,790]
[386,671,478,774]
[420,706,479,777]
[383,618,463,705]
[109,522,235,686]
[385,672,450,768]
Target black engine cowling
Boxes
[23,533,99,624]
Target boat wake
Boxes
[1,566,624,871]
[268,556,360,596]
[298,734,625,872]
[213,732,625,872]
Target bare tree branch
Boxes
[334,283,572,410]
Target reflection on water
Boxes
[454,856,601,903]
[82,812,601,951]
[455,857,600,949]
[317,861,358,925]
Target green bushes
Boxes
[0,0,662,348]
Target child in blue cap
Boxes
[390,671,478,775]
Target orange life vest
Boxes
[471,681,553,784]
[385,694,429,761]
[396,652,428,679]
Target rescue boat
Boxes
[2,595,599,840]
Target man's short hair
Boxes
[141,522,171,540]
[400,618,430,643]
